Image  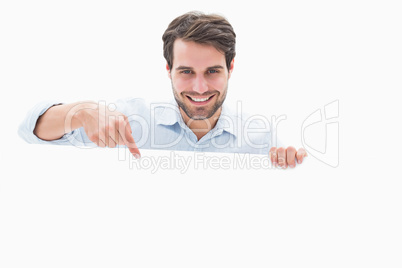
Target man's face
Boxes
[167,39,234,120]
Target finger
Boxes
[115,116,129,145]
[105,124,118,148]
[124,122,141,157]
[269,147,278,167]
[99,129,106,148]
[97,115,107,147]
[114,125,120,145]
[106,124,117,147]
[296,148,308,164]
[108,135,117,148]
[117,118,141,158]
[88,132,99,146]
[277,147,287,169]
[103,126,111,147]
[116,127,126,145]
[98,138,106,148]
[286,146,297,168]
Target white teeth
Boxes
[190,96,210,102]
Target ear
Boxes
[166,63,171,79]
[228,58,234,78]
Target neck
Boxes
[180,107,222,140]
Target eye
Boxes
[181,70,192,74]
[208,69,219,74]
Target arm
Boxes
[34,101,95,141]
[29,101,141,157]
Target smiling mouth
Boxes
[186,94,215,103]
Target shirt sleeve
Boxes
[18,100,94,147]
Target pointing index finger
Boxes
[118,117,141,158]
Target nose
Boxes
[192,74,209,94]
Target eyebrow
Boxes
[175,65,225,71]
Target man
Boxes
[19,11,307,169]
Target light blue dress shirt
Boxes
[19,98,280,155]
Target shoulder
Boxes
[222,102,271,132]
[222,102,271,153]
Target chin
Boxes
[188,114,210,120]
[184,109,213,120]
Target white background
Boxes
[1,0,401,267]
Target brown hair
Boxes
[162,11,236,72]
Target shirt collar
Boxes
[154,99,183,126]
[213,103,238,137]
